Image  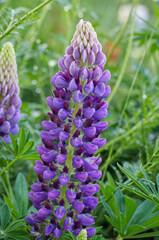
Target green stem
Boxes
[60,102,82,206]
[108,3,136,103]
[116,234,123,240]
[0,0,52,41]
[0,157,18,176]
[106,3,133,64]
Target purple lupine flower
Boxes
[27,19,111,239]
[0,42,21,144]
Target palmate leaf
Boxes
[101,186,159,239]
[117,164,159,205]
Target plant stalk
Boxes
[0,0,52,41]
[0,157,18,176]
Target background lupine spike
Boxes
[27,19,111,239]
[0,42,21,144]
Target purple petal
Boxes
[87,227,96,238]
[78,214,95,226]
[56,154,67,164]
[73,90,84,103]
[72,200,84,213]
[83,108,95,119]
[58,173,69,186]
[93,108,107,120]
[83,126,96,138]
[45,224,55,236]
[84,81,94,94]
[81,49,87,63]
[54,75,68,89]
[55,206,66,220]
[66,189,76,202]
[99,70,111,83]
[84,143,98,155]
[0,121,10,133]
[38,208,52,217]
[92,138,106,147]
[81,184,99,196]
[59,131,70,141]
[94,83,105,97]
[88,170,102,181]
[75,172,88,183]
[73,118,83,128]
[58,108,69,120]
[48,189,60,200]
[92,66,102,81]
[69,62,78,76]
[70,137,83,148]
[43,170,56,180]
[72,156,83,168]
[69,78,78,92]
[83,197,98,210]
[63,217,74,232]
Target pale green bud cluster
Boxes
[77,229,87,240]
[0,42,18,96]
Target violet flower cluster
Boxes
[0,42,21,144]
[26,20,111,239]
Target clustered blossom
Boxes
[0,42,21,144]
[26,19,111,239]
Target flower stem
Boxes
[0,157,18,176]
[60,102,82,205]
[0,0,52,41]
[108,2,137,103]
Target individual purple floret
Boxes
[27,19,111,239]
[0,42,21,144]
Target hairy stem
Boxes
[0,0,52,41]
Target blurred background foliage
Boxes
[0,0,159,239]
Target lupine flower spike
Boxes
[26,19,111,239]
[0,42,21,144]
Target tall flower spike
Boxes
[27,19,111,239]
[0,42,21,144]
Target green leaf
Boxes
[156,173,159,193]
[19,151,40,160]
[18,128,26,154]
[105,215,119,230]
[117,182,152,202]
[68,230,77,240]
[9,133,18,155]
[117,164,152,195]
[107,172,116,188]
[0,204,11,230]
[101,198,115,221]
[20,141,34,155]
[0,137,14,155]
[114,189,125,215]
[14,173,28,216]
[128,231,159,238]
[125,224,145,237]
[6,233,30,240]
[124,196,136,224]
[3,195,19,218]
[128,200,156,226]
